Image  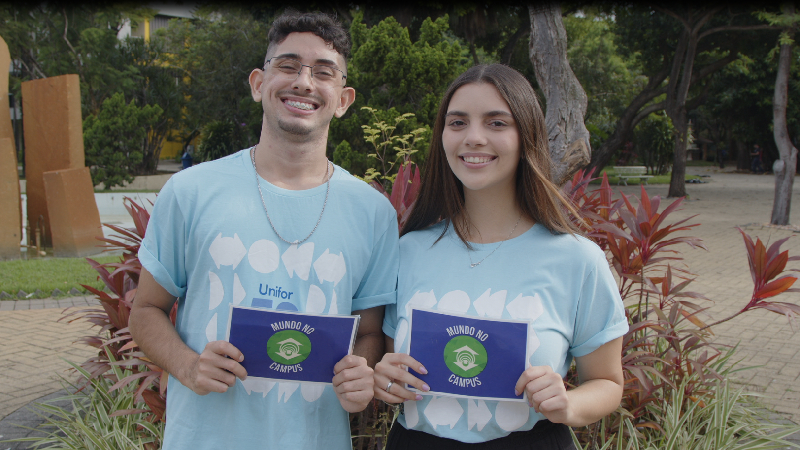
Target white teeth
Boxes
[463,156,493,164]
[286,100,315,111]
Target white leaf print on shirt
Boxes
[232,273,245,306]
[495,401,529,431]
[208,272,223,310]
[437,290,471,314]
[473,289,506,318]
[282,242,315,280]
[209,233,247,269]
[424,396,464,429]
[468,399,492,432]
[248,239,280,274]
[313,249,347,286]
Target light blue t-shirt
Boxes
[383,221,627,443]
[139,149,399,450]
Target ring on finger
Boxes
[385,380,394,392]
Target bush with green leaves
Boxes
[573,375,800,450]
[196,120,250,162]
[634,111,675,175]
[6,355,164,450]
[83,92,163,188]
[329,13,465,175]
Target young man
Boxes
[129,11,399,449]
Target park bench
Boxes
[613,166,653,186]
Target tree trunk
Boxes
[770,4,797,225]
[668,114,689,197]
[528,3,590,185]
[665,22,700,198]
[588,81,666,173]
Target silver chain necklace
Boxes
[467,214,523,268]
[250,146,331,245]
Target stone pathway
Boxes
[614,167,800,423]
[0,297,98,421]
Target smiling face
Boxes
[249,32,355,141]
[442,82,521,195]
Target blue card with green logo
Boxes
[226,306,360,384]
[407,308,528,401]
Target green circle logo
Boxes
[267,330,311,365]
[443,335,487,378]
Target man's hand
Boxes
[514,366,571,424]
[181,341,248,396]
[332,355,374,413]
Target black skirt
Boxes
[386,419,578,450]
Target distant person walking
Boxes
[751,144,764,174]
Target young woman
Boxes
[375,64,627,449]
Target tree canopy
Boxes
[2,3,798,196]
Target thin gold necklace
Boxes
[250,146,331,245]
[467,214,523,268]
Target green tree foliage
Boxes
[196,120,249,163]
[160,7,268,151]
[0,4,154,116]
[121,36,187,174]
[0,4,183,176]
[330,13,465,178]
[563,10,642,151]
[634,112,675,175]
[83,93,163,188]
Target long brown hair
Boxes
[401,64,581,243]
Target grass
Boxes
[591,168,703,185]
[0,254,119,298]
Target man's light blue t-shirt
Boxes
[383,222,627,443]
[140,149,399,450]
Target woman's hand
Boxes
[515,338,624,427]
[373,352,430,404]
[515,366,571,424]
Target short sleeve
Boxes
[570,249,628,357]
[139,178,188,298]
[352,210,399,312]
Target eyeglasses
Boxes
[265,57,347,87]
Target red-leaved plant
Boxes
[64,168,800,450]
[61,197,174,438]
[564,169,800,446]
[369,158,421,231]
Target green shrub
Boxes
[196,120,249,162]
[5,355,164,450]
[83,93,163,189]
[634,111,675,175]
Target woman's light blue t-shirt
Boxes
[384,221,627,443]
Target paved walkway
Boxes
[614,167,800,423]
[0,167,799,444]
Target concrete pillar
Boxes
[0,36,20,260]
[0,36,15,153]
[21,74,85,248]
[0,139,21,260]
[42,167,102,257]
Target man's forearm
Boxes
[130,305,199,384]
[352,332,384,368]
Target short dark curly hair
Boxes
[266,10,351,65]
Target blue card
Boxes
[226,305,360,384]
[407,308,529,401]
